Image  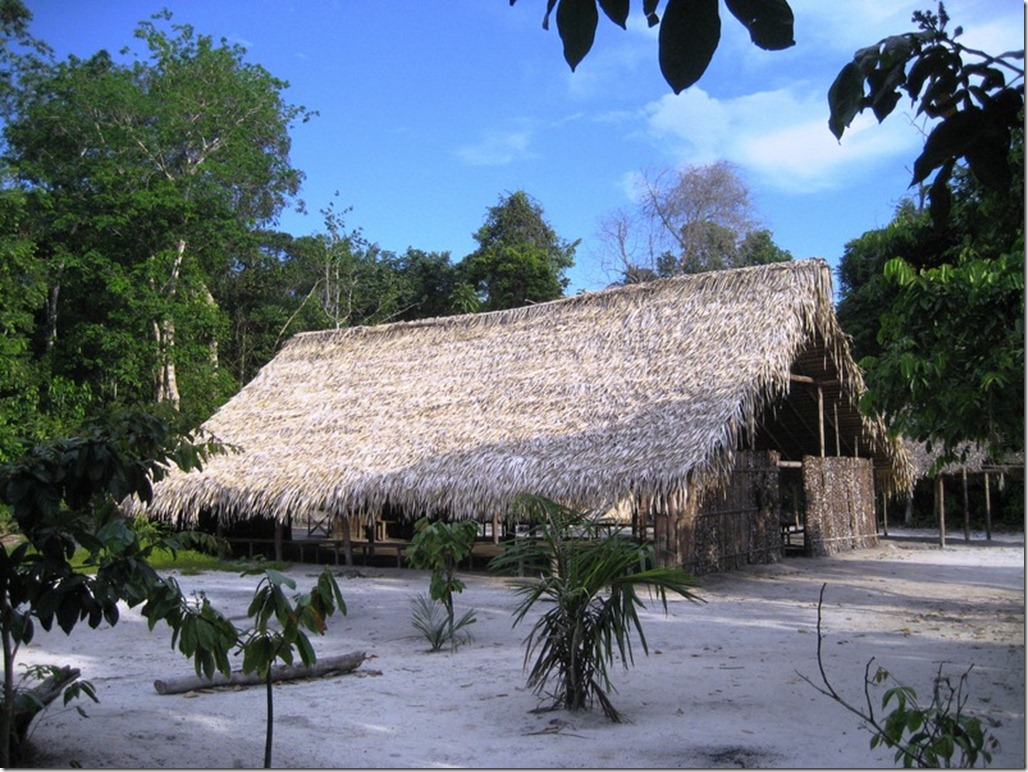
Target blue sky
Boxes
[24,1,1026,294]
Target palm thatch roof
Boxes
[904,439,1024,479]
[133,258,913,527]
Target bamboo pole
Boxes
[936,475,946,548]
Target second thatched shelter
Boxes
[133,259,913,573]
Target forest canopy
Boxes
[0,7,577,458]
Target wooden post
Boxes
[961,467,970,542]
[337,520,357,567]
[655,496,683,567]
[833,401,841,456]
[881,490,888,537]
[274,519,283,562]
[817,385,825,457]
[936,475,946,548]
[984,472,993,540]
[492,511,500,544]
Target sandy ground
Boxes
[14,528,1025,769]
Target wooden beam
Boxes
[789,373,841,387]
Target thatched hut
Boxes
[896,440,1023,544]
[132,259,913,573]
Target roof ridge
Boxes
[288,257,831,347]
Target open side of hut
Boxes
[899,440,1024,544]
[130,258,913,573]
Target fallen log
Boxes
[13,665,81,741]
[153,650,367,695]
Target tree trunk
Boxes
[152,239,186,409]
[203,283,219,365]
[263,669,273,768]
[1,623,14,769]
[152,651,367,695]
[961,468,970,542]
[45,283,60,352]
[1,660,81,766]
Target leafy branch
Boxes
[828,3,1024,227]
[798,583,999,768]
[511,0,795,93]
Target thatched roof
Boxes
[133,258,912,526]
[904,439,1024,479]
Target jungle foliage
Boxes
[0,4,578,460]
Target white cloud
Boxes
[787,0,910,50]
[954,11,1026,57]
[226,33,255,50]
[454,129,537,167]
[642,85,923,193]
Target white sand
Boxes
[17,529,1025,769]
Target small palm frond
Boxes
[410,594,476,652]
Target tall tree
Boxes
[392,248,459,321]
[458,191,577,311]
[3,10,307,419]
[212,229,301,388]
[835,200,939,362]
[0,187,47,461]
[600,161,791,282]
[829,4,1024,465]
[281,203,416,331]
[837,137,1024,464]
